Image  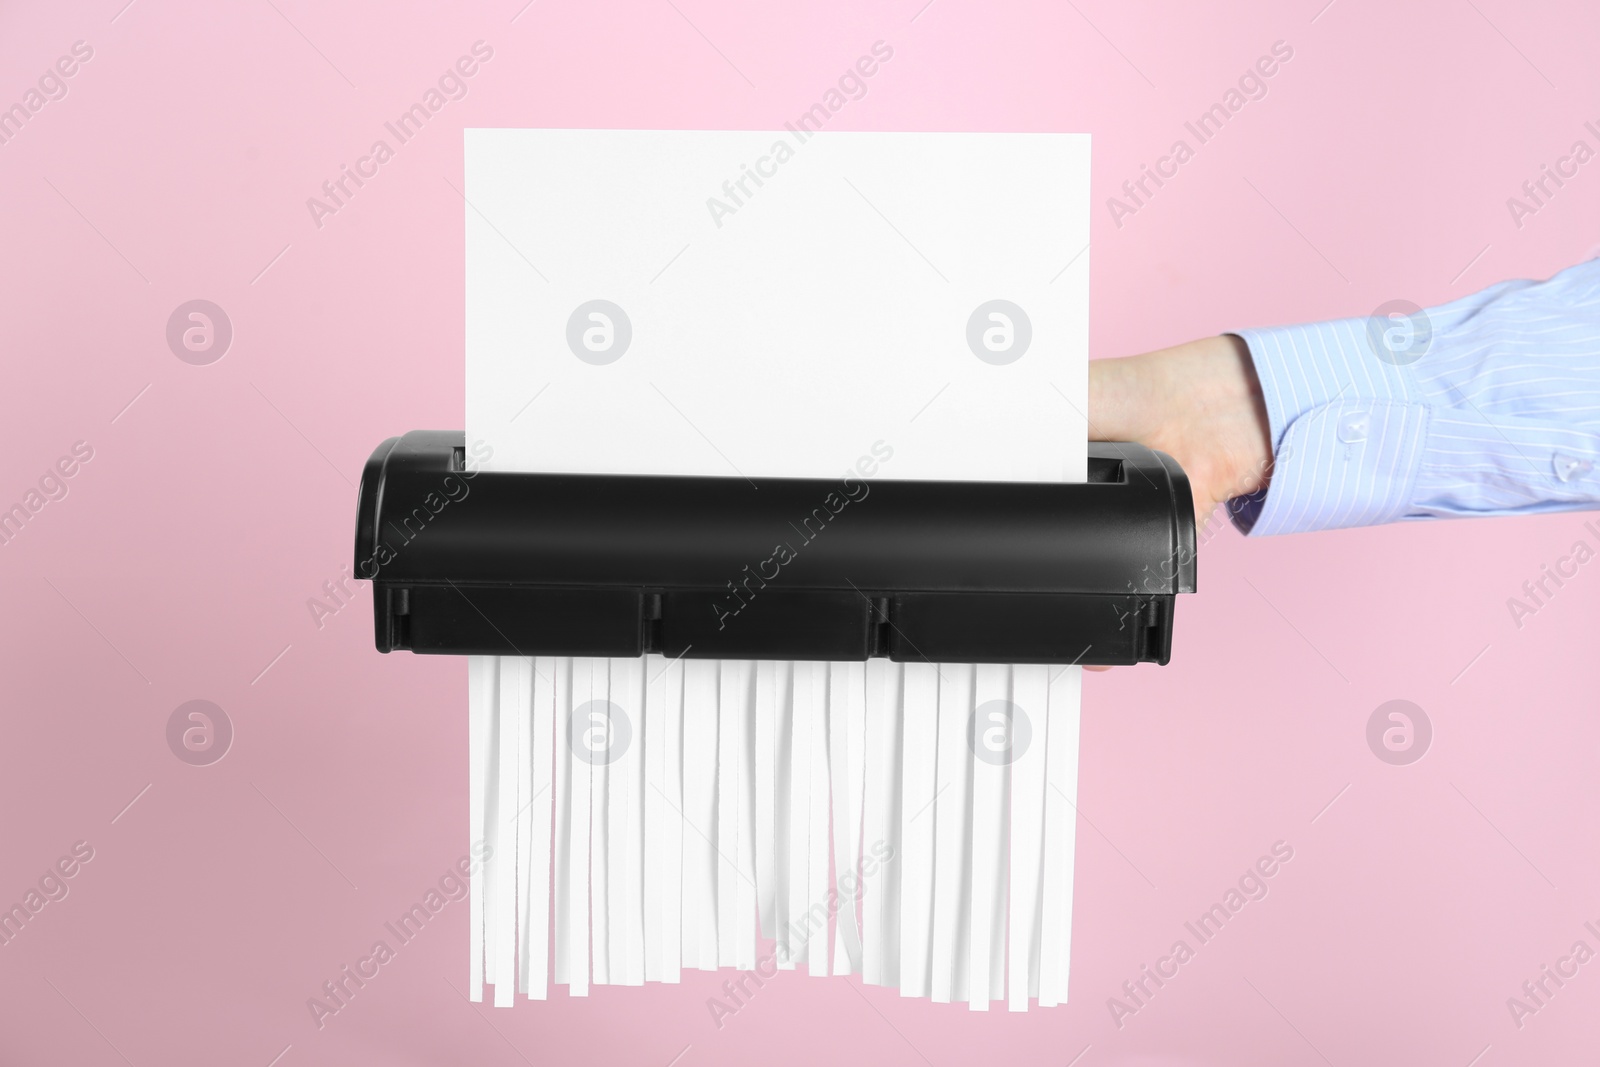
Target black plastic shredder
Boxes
[353,430,1196,666]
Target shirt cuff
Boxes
[1227,321,1429,535]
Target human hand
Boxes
[1084,335,1273,672]
[1087,334,1274,530]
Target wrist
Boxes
[1199,334,1274,499]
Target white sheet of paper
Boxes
[467,129,1087,482]
[465,128,1089,1007]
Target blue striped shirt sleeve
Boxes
[1227,257,1600,536]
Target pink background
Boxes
[3,1,1599,1064]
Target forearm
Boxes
[1092,259,1600,537]
[1233,258,1600,534]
